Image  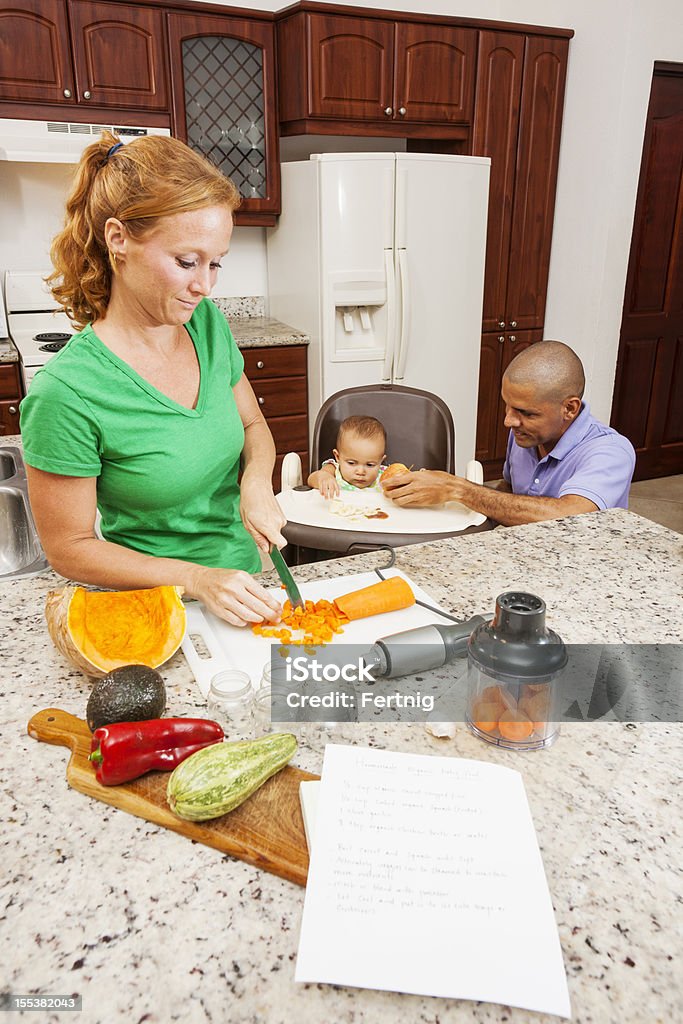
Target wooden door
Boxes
[307,13,394,120]
[69,0,168,110]
[475,331,506,462]
[0,0,74,103]
[506,35,569,331]
[611,63,683,480]
[167,12,280,224]
[472,31,525,333]
[394,23,476,124]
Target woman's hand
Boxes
[190,566,282,627]
[239,474,287,553]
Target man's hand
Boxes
[381,469,459,507]
[382,468,598,525]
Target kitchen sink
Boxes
[0,450,18,481]
[0,446,49,580]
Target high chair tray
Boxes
[276,487,486,535]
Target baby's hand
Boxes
[318,475,340,499]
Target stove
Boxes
[4,270,75,389]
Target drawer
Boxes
[0,362,22,400]
[268,414,309,454]
[253,376,307,417]
[274,450,309,493]
[243,345,307,380]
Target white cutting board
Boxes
[181,568,453,697]
[276,487,485,534]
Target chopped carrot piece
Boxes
[250,593,358,646]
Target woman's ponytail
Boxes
[47,131,121,328]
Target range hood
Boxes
[0,118,170,163]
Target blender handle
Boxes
[363,615,488,680]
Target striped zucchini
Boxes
[166,732,297,822]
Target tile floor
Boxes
[627,474,683,535]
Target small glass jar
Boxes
[207,669,254,740]
[252,659,306,742]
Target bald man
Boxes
[382,341,636,527]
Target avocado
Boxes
[86,664,167,731]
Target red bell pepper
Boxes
[88,718,224,786]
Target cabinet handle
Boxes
[63,88,72,99]
[498,336,505,344]
[509,320,517,328]
[258,396,265,405]
[256,360,264,369]
[83,90,91,100]
[384,107,393,116]
[398,107,407,116]
[497,320,505,328]
[9,405,18,414]
[509,335,517,343]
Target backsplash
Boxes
[211,296,265,318]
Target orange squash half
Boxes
[45,585,186,678]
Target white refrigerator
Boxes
[266,153,490,475]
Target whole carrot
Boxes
[333,577,415,621]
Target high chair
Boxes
[276,384,488,563]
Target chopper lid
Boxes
[467,591,568,682]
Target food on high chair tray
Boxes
[328,499,389,521]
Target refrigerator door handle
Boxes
[382,248,397,380]
[395,248,410,381]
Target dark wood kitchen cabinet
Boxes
[475,329,542,464]
[167,11,280,225]
[0,0,71,105]
[0,363,23,436]
[241,346,309,491]
[0,0,168,112]
[277,6,476,138]
[473,31,569,476]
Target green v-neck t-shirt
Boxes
[20,298,261,572]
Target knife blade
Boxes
[270,546,304,608]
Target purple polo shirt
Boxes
[503,404,636,510]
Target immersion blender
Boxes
[362,616,489,679]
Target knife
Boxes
[270,546,304,608]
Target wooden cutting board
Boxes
[27,708,318,887]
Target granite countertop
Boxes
[2,489,682,1023]
[212,297,309,349]
[230,317,309,349]
[0,337,19,363]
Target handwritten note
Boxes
[296,745,571,1018]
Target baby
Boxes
[308,416,388,499]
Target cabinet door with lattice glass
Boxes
[167,13,280,225]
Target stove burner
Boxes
[34,331,72,344]
[38,341,68,352]
[34,331,72,353]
